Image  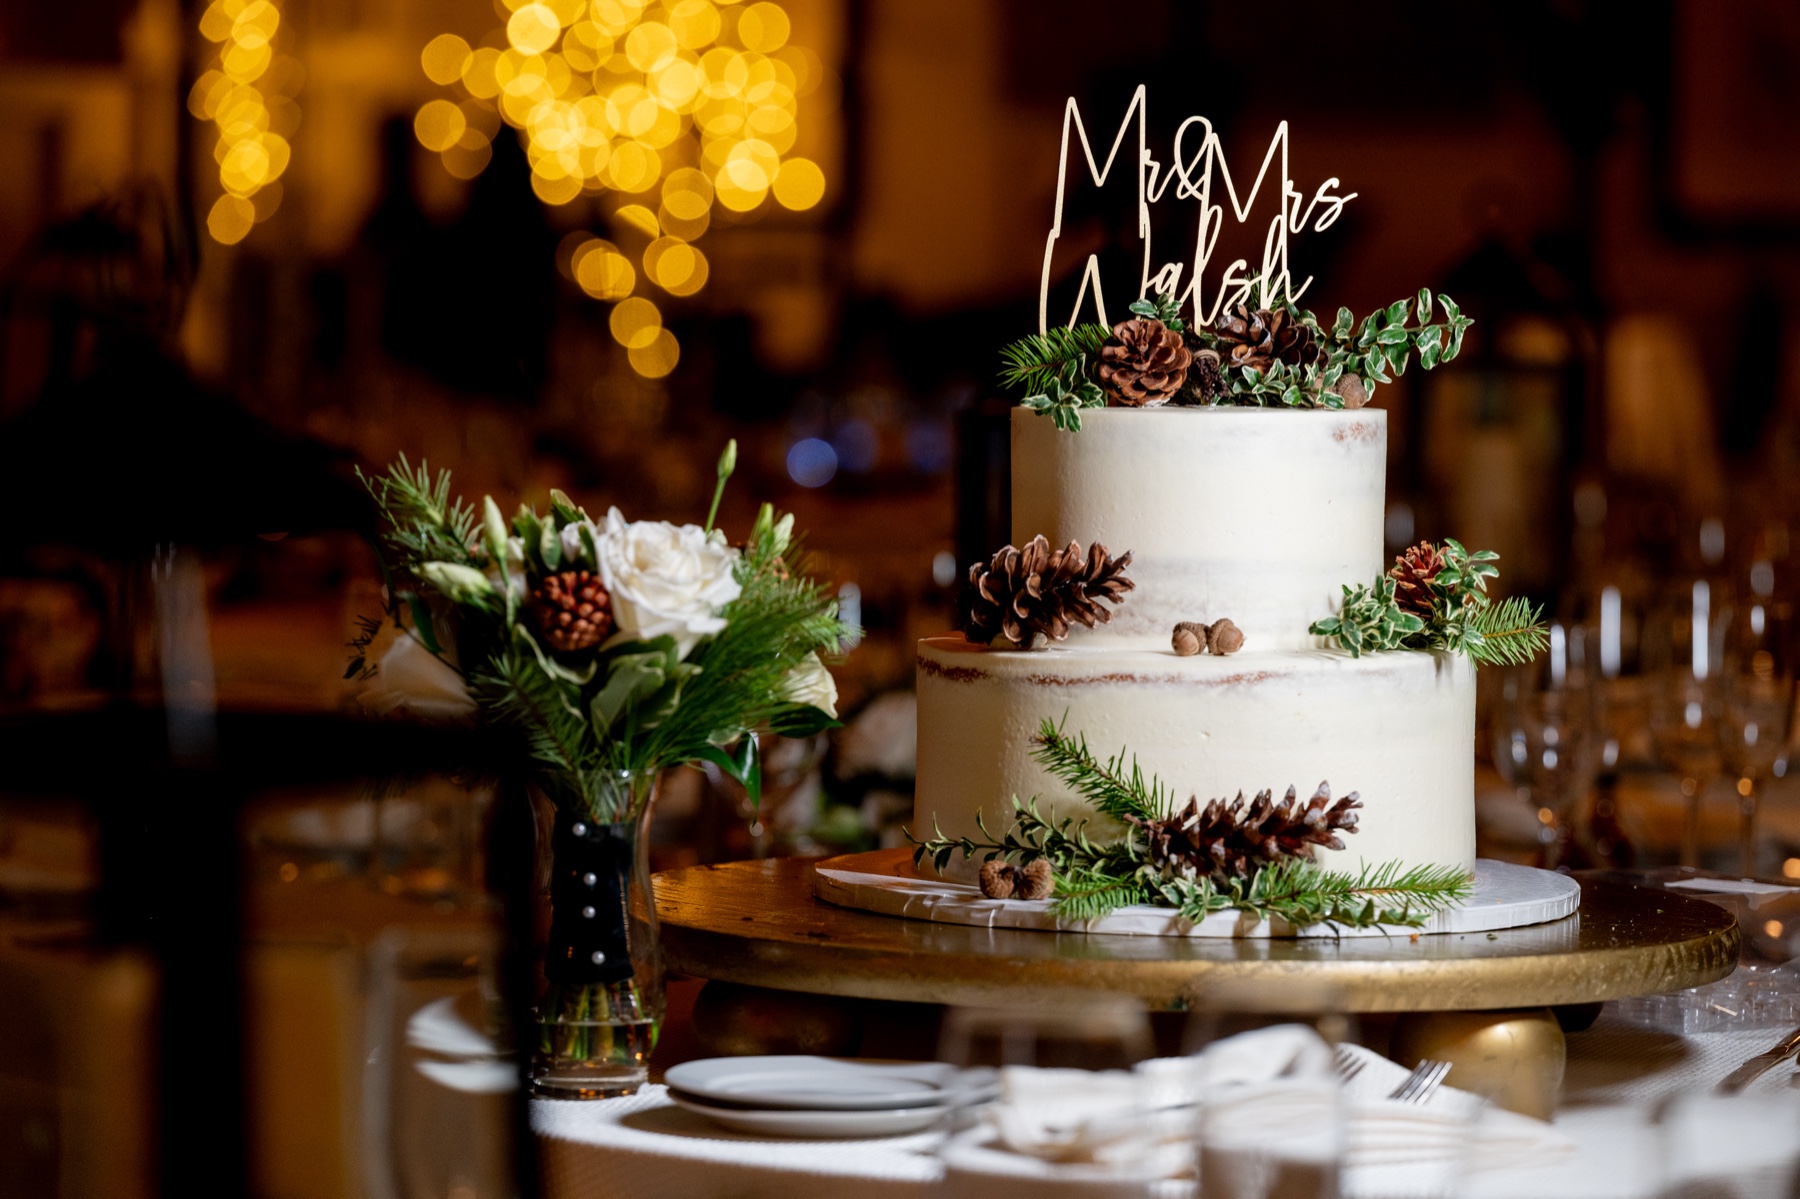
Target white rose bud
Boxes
[482,497,509,568]
[559,519,601,571]
[417,561,494,604]
[781,653,838,719]
[595,507,741,657]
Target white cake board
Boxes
[812,857,1579,939]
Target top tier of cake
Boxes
[1011,406,1386,651]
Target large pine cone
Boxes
[960,535,1135,648]
[529,570,614,652]
[1096,317,1192,406]
[1388,542,1446,619]
[1213,305,1323,372]
[1124,783,1361,883]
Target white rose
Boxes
[594,507,741,656]
[782,652,838,719]
[359,633,477,722]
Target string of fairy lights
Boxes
[417,0,826,378]
[187,0,299,246]
[185,0,825,382]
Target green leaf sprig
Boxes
[1310,539,1548,667]
[1018,355,1106,432]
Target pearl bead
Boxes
[572,822,588,837]
[590,950,606,965]
[582,906,596,919]
[582,872,598,887]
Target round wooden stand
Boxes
[654,855,1739,1114]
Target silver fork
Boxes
[1331,1044,1366,1084]
[1388,1058,1452,1104]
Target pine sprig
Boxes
[1456,596,1551,666]
[998,323,1111,392]
[1028,717,1170,822]
[357,455,480,568]
[909,728,1474,932]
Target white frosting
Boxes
[1011,407,1386,651]
[915,637,1476,876]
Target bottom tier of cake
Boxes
[913,636,1476,878]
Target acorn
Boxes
[1013,858,1055,901]
[1172,621,1208,656]
[1207,618,1245,655]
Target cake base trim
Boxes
[813,850,1577,940]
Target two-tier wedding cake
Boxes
[914,406,1476,878]
[887,90,1546,929]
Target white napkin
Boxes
[985,1066,1189,1175]
[964,1027,1573,1194]
[1332,1043,1573,1171]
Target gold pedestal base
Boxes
[1391,1008,1567,1120]
[658,858,1741,1117]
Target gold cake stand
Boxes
[656,851,1741,1117]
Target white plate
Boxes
[664,1056,987,1111]
[666,1090,950,1138]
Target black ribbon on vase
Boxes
[545,810,636,985]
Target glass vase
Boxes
[528,773,664,1099]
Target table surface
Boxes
[654,853,1742,1012]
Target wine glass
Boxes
[1490,622,1602,869]
[1184,979,1352,1199]
[1642,580,1727,869]
[935,997,1161,1197]
[1717,588,1796,877]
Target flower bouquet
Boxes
[357,443,850,1097]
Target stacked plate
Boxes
[664,1056,997,1137]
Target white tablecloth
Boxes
[534,1014,1800,1199]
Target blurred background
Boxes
[6,0,1800,1194]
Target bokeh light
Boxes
[415,0,826,376]
[786,438,837,489]
[193,0,294,243]
[609,296,663,349]
[628,327,681,378]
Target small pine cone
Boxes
[959,536,1135,649]
[1014,858,1054,901]
[1097,317,1193,407]
[529,570,614,652]
[1387,543,1445,619]
[1213,304,1277,371]
[1185,347,1225,404]
[1214,305,1320,374]
[1271,311,1323,369]
[1206,618,1244,655]
[978,860,1015,899]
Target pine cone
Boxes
[1123,783,1361,883]
[1213,305,1320,372]
[529,569,614,652]
[1097,317,1192,407]
[1388,542,1445,619]
[959,536,1135,649]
